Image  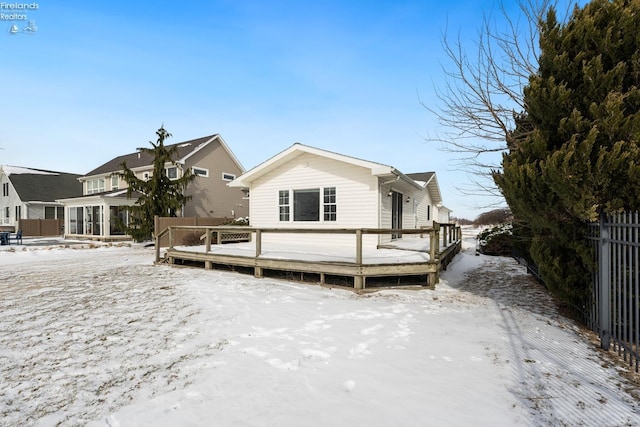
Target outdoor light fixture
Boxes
[387,190,393,197]
[406,196,411,203]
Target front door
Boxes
[391,190,403,239]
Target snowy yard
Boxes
[1,232,639,426]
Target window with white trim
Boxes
[323,187,336,221]
[111,175,119,190]
[278,187,337,222]
[279,190,290,221]
[193,167,209,177]
[222,172,236,181]
[2,183,8,197]
[86,178,105,194]
[165,166,178,180]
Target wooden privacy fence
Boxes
[587,211,640,372]
[155,223,462,290]
[18,219,64,237]
[154,216,233,248]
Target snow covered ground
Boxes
[1,231,639,426]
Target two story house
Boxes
[58,133,248,241]
[0,165,83,233]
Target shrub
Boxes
[477,223,513,256]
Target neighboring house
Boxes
[228,143,446,248]
[58,133,248,240]
[0,165,83,232]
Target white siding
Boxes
[0,174,22,228]
[378,184,434,246]
[250,153,379,247]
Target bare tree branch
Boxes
[423,0,575,203]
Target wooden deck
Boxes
[156,224,462,290]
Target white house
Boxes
[228,143,446,248]
[0,165,83,232]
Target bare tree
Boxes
[424,0,573,198]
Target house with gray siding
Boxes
[58,133,247,240]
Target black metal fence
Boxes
[586,212,639,372]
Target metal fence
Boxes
[586,211,639,372]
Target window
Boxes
[111,175,119,190]
[45,206,56,219]
[86,178,105,194]
[294,189,320,221]
[222,172,236,181]
[143,172,150,180]
[323,187,336,221]
[4,207,9,219]
[15,205,21,220]
[2,183,8,196]
[279,187,337,222]
[193,167,209,177]
[278,190,290,221]
[427,205,431,221]
[165,167,178,180]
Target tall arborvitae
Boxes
[494,0,640,307]
[119,126,196,241]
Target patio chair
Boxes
[13,230,22,245]
[0,232,7,245]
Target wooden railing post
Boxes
[430,223,440,261]
[354,229,364,290]
[255,229,263,278]
[256,229,262,257]
[168,226,174,249]
[155,233,160,263]
[356,229,363,265]
[442,224,448,247]
[205,227,211,253]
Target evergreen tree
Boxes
[119,126,196,241]
[494,0,640,306]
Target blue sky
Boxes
[1,0,540,219]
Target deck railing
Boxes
[155,223,462,289]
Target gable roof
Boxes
[2,166,83,202]
[84,134,244,177]
[406,172,442,205]
[229,143,423,189]
[229,143,444,204]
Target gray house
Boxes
[0,165,83,232]
[58,133,248,240]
